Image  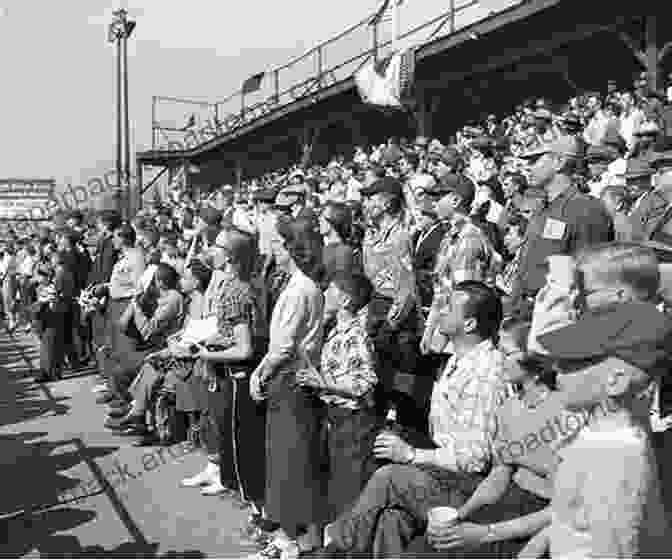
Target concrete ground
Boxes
[0,327,259,558]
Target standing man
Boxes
[360,177,421,430]
[513,136,613,308]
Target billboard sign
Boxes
[0,179,55,220]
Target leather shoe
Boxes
[107,403,131,418]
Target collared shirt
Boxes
[108,247,145,300]
[362,217,416,325]
[434,215,496,301]
[267,268,324,374]
[515,184,614,298]
[212,274,261,348]
[414,339,514,474]
[319,306,377,410]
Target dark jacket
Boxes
[88,234,117,286]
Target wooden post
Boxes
[645,15,660,92]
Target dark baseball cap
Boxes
[426,174,475,206]
[537,302,672,377]
[359,177,403,198]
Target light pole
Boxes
[108,9,136,218]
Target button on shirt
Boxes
[414,339,514,474]
[108,247,145,300]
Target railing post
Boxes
[316,46,323,87]
[151,96,156,150]
[450,0,455,32]
[274,69,280,104]
[372,24,379,63]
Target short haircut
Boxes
[100,211,122,232]
[575,242,660,302]
[404,152,420,168]
[114,223,136,247]
[453,280,503,342]
[155,262,180,291]
[322,201,352,242]
[331,272,373,314]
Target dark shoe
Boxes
[107,403,131,418]
[96,392,115,405]
[310,544,347,559]
[104,412,143,430]
[132,433,160,447]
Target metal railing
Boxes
[150,0,516,152]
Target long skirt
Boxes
[265,372,325,537]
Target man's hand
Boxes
[249,369,266,402]
[373,432,414,463]
[427,522,488,550]
[295,369,323,389]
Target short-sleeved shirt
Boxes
[515,185,614,298]
[213,274,260,348]
[489,392,576,500]
[362,218,416,324]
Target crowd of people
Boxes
[2,73,672,558]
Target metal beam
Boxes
[141,166,168,195]
[416,0,563,61]
[419,21,623,91]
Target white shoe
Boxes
[92,383,109,393]
[651,411,672,433]
[200,480,230,496]
[180,463,219,488]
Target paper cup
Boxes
[426,506,459,528]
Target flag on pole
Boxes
[355,47,416,108]
[241,72,265,95]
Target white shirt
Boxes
[266,268,324,374]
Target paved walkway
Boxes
[0,328,258,558]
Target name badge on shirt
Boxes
[542,218,566,241]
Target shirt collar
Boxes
[444,339,496,375]
[330,306,368,338]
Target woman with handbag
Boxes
[180,227,267,502]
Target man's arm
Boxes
[134,293,182,341]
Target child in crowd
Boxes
[295,272,380,524]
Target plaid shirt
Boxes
[319,307,377,410]
[414,339,515,474]
[434,216,496,304]
[212,274,260,346]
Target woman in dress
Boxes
[250,216,326,558]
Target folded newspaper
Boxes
[175,316,219,346]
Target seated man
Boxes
[104,263,184,432]
[320,281,515,558]
[525,302,671,558]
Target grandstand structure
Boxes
[134,0,670,208]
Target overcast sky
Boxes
[0,0,502,188]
